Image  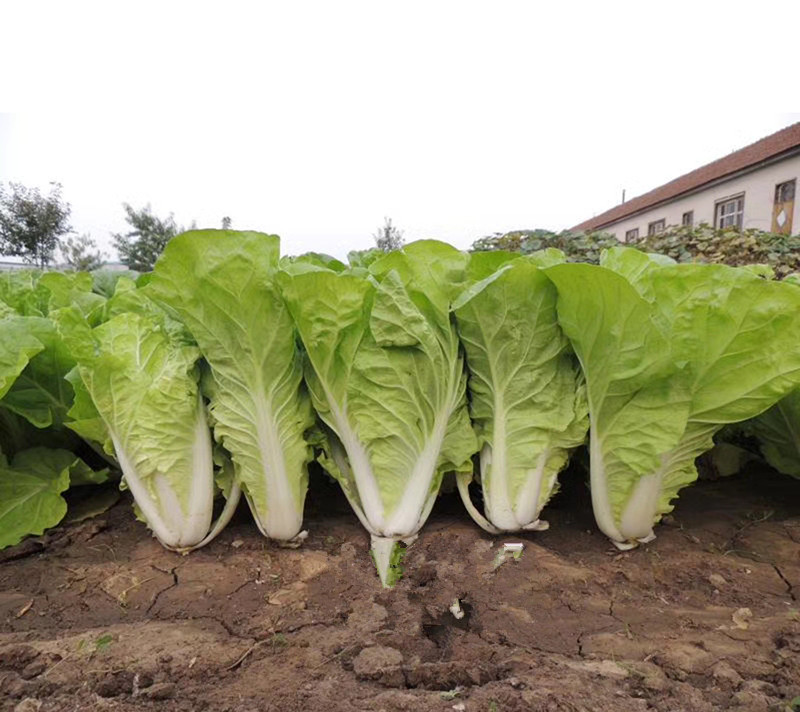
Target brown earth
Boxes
[1,465,799,712]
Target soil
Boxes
[1,464,799,712]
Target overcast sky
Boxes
[1,1,799,261]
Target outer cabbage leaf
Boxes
[37,271,106,320]
[0,407,85,456]
[0,270,49,316]
[648,264,800,424]
[465,250,521,281]
[347,248,383,269]
[91,268,140,298]
[62,367,112,453]
[148,230,313,543]
[526,248,567,268]
[453,259,588,533]
[1,317,75,428]
[0,448,74,549]
[745,388,800,478]
[0,315,45,400]
[280,252,346,272]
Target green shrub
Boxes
[472,224,800,279]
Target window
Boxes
[682,211,694,227]
[773,179,796,233]
[776,179,796,203]
[647,219,666,236]
[715,194,744,229]
[625,228,639,241]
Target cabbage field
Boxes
[1,232,799,711]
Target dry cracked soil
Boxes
[1,464,799,712]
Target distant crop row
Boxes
[2,232,799,586]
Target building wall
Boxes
[603,154,800,241]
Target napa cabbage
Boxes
[148,231,314,544]
[0,274,113,549]
[547,247,800,549]
[55,300,239,551]
[278,240,477,586]
[452,253,587,533]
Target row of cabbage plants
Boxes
[1,231,799,586]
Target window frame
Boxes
[714,193,745,230]
[682,211,694,227]
[647,219,666,236]
[625,228,639,241]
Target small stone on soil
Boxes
[708,573,727,588]
[731,607,753,630]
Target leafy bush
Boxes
[472,229,620,264]
[472,224,800,279]
[631,223,800,279]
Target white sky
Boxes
[1,1,799,260]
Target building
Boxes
[0,260,30,271]
[0,260,131,272]
[572,122,800,241]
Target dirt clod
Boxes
[353,645,405,687]
[18,660,46,680]
[12,699,41,712]
[711,660,742,686]
[93,670,135,697]
[0,646,39,671]
[142,681,177,700]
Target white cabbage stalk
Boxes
[319,357,467,586]
[110,399,242,552]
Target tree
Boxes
[372,216,404,252]
[0,182,72,268]
[112,203,187,272]
[60,233,106,271]
[221,216,232,229]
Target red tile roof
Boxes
[572,122,800,232]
